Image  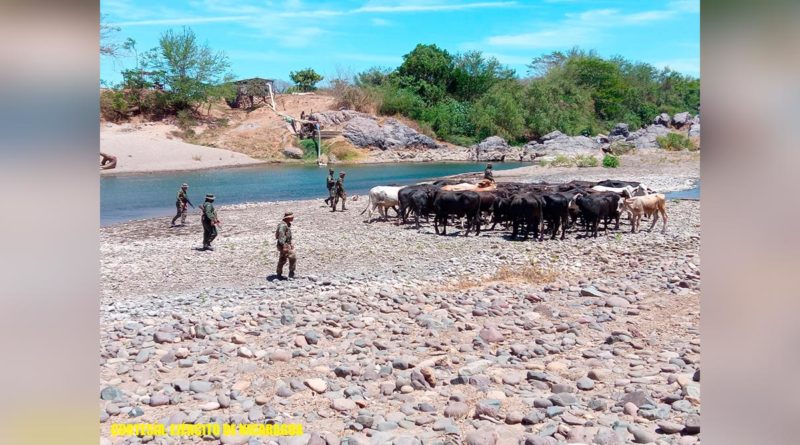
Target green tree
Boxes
[356,67,391,87]
[289,68,324,92]
[142,27,231,111]
[470,81,526,142]
[395,44,454,103]
[450,51,515,102]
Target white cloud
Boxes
[109,16,248,27]
[354,1,518,13]
[485,2,697,49]
[653,58,700,76]
[371,18,391,26]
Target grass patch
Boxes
[609,140,636,155]
[602,154,620,168]
[327,140,362,162]
[574,154,599,168]
[176,109,196,130]
[440,257,558,291]
[549,154,574,167]
[657,132,696,151]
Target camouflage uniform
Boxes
[200,195,218,250]
[275,214,296,277]
[324,170,335,205]
[484,164,494,182]
[331,173,347,211]
[171,185,191,226]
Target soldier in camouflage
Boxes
[331,171,347,212]
[275,212,296,279]
[171,183,194,227]
[200,194,219,251]
[324,168,335,205]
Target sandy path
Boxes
[100,122,265,174]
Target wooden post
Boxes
[267,83,276,111]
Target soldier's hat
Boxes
[205,194,215,200]
[487,163,493,167]
[339,171,346,176]
[283,211,294,219]
[181,183,189,188]
[329,168,334,172]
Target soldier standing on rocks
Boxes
[275,212,296,279]
[484,163,495,183]
[324,168,335,205]
[200,194,219,251]
[331,171,347,211]
[171,183,194,227]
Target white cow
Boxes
[591,184,653,198]
[360,186,402,222]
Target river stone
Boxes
[331,398,356,411]
[628,425,656,444]
[576,377,595,390]
[479,325,504,343]
[100,386,123,401]
[459,359,493,377]
[605,296,629,308]
[444,401,470,419]
[304,378,327,393]
[684,414,700,434]
[282,147,304,159]
[148,393,169,407]
[189,380,213,393]
[657,420,684,434]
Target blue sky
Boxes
[101,0,700,85]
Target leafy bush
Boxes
[176,109,196,130]
[575,154,599,167]
[656,132,696,151]
[378,87,425,119]
[100,90,129,122]
[298,139,319,160]
[602,154,620,168]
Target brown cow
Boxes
[618,193,668,233]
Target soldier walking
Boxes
[171,183,194,227]
[275,212,296,279]
[200,194,219,251]
[324,168,335,205]
[331,171,347,212]
[484,163,495,183]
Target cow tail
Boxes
[359,201,369,215]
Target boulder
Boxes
[282,146,304,159]
[310,110,369,127]
[343,117,438,150]
[471,136,523,162]
[524,132,600,159]
[689,123,701,138]
[609,123,630,137]
[672,112,692,128]
[653,113,672,127]
[625,125,671,149]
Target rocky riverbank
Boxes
[100,163,700,445]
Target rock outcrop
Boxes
[523,131,601,160]
[625,125,671,149]
[672,112,692,128]
[343,117,439,150]
[282,146,304,159]
[470,136,524,162]
[653,113,672,127]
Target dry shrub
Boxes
[327,140,363,161]
[439,260,558,292]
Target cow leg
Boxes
[434,215,439,234]
[512,219,519,239]
[561,214,568,240]
[415,211,421,230]
[661,208,668,233]
[615,214,620,230]
[649,211,659,232]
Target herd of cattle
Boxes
[359,179,668,239]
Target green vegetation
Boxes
[609,140,636,155]
[289,68,323,92]
[328,45,698,145]
[657,132,697,151]
[100,27,234,121]
[575,154,599,168]
[549,155,574,167]
[602,154,620,168]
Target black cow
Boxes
[432,191,482,236]
[398,185,437,224]
[536,193,570,240]
[571,193,619,237]
[568,180,598,189]
[596,179,640,188]
[489,194,513,230]
[407,188,437,229]
[508,193,543,240]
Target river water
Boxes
[101,162,528,225]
